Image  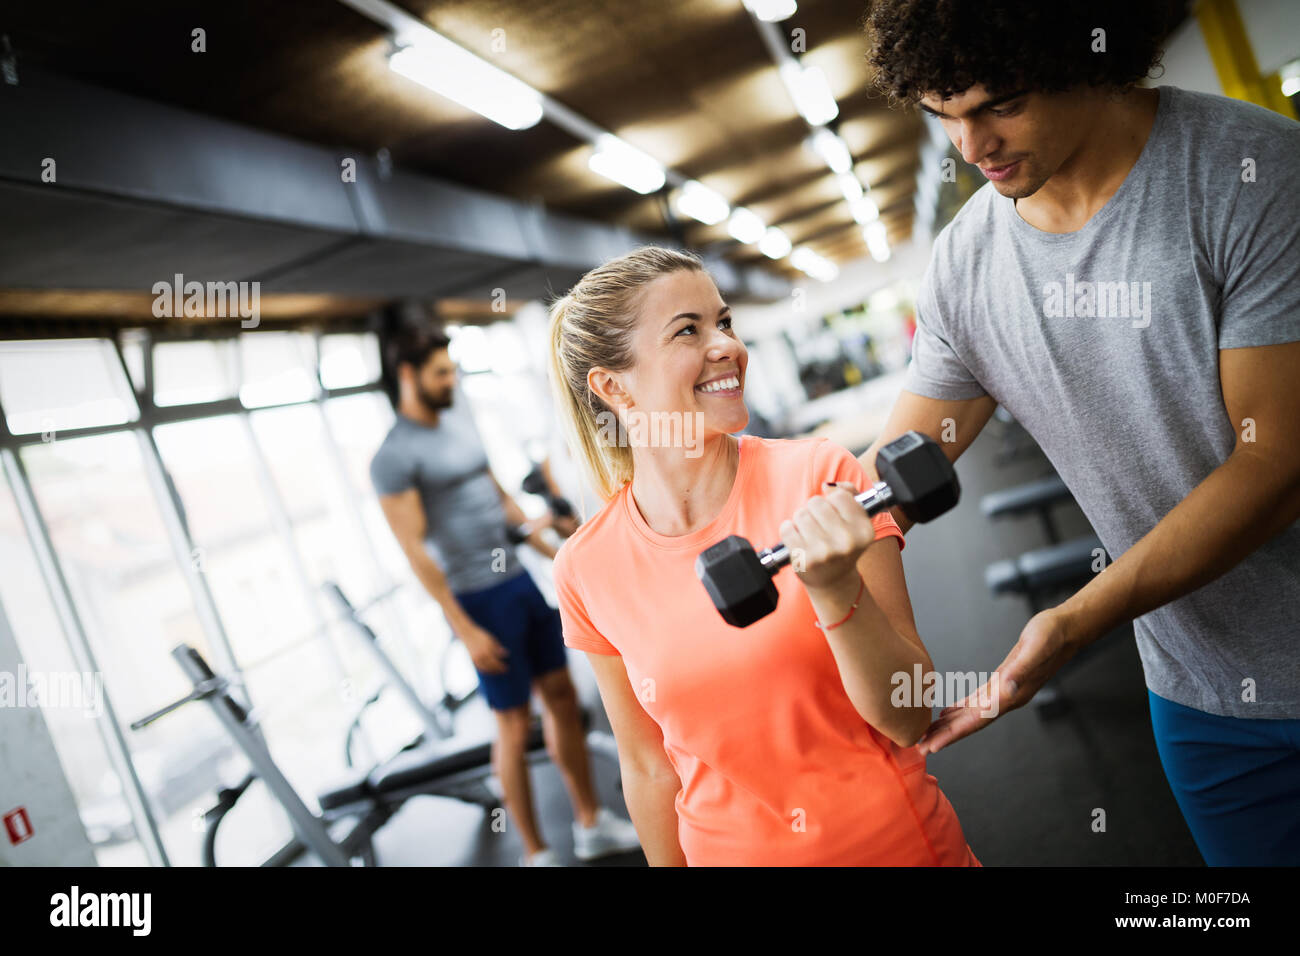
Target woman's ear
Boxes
[588,367,627,411]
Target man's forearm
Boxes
[405,549,477,636]
[1059,447,1300,647]
[522,527,557,560]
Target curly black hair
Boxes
[862,0,1183,106]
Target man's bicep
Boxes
[377,489,428,553]
[1220,341,1300,469]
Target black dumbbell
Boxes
[695,431,960,627]
[522,463,574,518]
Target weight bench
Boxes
[316,707,598,816]
[138,642,618,865]
[984,534,1105,615]
[980,473,1073,544]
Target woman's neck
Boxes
[628,433,740,536]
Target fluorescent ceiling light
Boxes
[743,0,798,22]
[1283,76,1300,97]
[779,62,838,126]
[588,135,666,194]
[675,180,730,225]
[792,247,837,282]
[728,207,766,244]
[864,221,891,262]
[810,128,852,174]
[790,247,818,271]
[849,195,879,224]
[837,172,864,202]
[759,227,792,259]
[389,43,542,130]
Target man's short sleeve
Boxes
[1218,127,1300,349]
[810,439,905,551]
[553,544,621,656]
[903,262,988,401]
[370,440,416,497]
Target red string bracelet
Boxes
[813,574,866,632]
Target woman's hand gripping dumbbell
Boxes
[695,432,961,627]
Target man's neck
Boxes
[397,399,440,428]
[1016,87,1160,234]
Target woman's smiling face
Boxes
[597,268,749,441]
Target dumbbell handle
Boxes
[757,481,893,572]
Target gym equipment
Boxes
[980,473,1108,718]
[522,462,574,519]
[132,583,619,866]
[696,431,960,627]
[505,462,575,544]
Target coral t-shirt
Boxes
[553,435,980,866]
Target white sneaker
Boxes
[572,807,642,861]
[520,847,564,867]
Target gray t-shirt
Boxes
[906,85,1300,719]
[370,404,523,595]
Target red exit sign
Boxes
[3,807,33,845]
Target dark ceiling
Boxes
[2,0,924,277]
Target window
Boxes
[152,416,319,668]
[152,339,239,407]
[0,339,136,434]
[239,332,317,408]
[19,432,229,866]
[319,333,381,390]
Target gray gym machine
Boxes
[132,582,619,866]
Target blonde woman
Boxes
[548,246,980,866]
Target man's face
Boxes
[919,85,1091,199]
[409,347,457,412]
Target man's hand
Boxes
[917,608,1083,754]
[459,623,510,675]
[552,513,580,538]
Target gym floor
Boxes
[358,423,1204,867]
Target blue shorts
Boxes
[454,571,569,712]
[1147,690,1300,866]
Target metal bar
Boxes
[324,582,444,742]
[313,398,416,655]
[0,446,171,867]
[130,677,228,730]
[170,645,352,867]
[1,386,386,451]
[134,427,249,707]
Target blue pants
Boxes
[1147,690,1300,866]
[454,571,568,711]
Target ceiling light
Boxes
[389,43,543,130]
[849,195,879,224]
[779,62,838,126]
[759,227,792,259]
[811,259,839,282]
[809,128,852,174]
[742,0,798,22]
[790,247,818,271]
[792,247,837,282]
[675,180,730,225]
[588,135,666,194]
[728,207,766,244]
[837,172,864,202]
[864,221,891,262]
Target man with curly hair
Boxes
[858,1,1300,865]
